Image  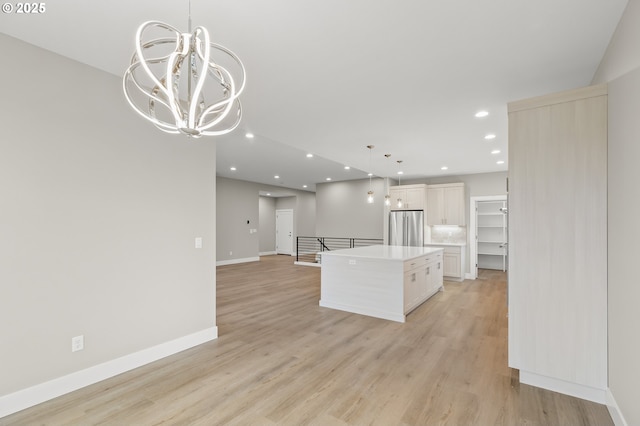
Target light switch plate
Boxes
[195,237,203,249]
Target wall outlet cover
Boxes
[71,335,84,352]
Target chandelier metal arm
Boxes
[165,36,190,127]
[134,22,181,101]
[187,27,211,130]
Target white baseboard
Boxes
[465,272,475,280]
[519,371,607,404]
[259,251,277,256]
[0,326,218,419]
[216,256,260,266]
[606,388,629,426]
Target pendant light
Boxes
[366,145,375,204]
[396,160,403,208]
[123,0,246,138]
[384,154,391,206]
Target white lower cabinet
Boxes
[443,252,461,277]
[423,244,465,282]
[403,252,443,313]
[403,267,424,312]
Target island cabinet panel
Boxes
[403,266,424,312]
[320,246,444,323]
[403,251,442,313]
[508,84,607,401]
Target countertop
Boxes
[424,242,467,247]
[321,245,443,261]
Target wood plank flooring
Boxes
[2,255,613,425]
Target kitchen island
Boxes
[320,245,444,323]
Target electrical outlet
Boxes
[71,335,84,352]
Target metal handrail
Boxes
[296,236,383,263]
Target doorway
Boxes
[276,209,293,255]
[469,195,508,279]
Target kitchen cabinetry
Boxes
[476,200,507,271]
[404,251,443,312]
[389,184,426,210]
[508,84,607,398]
[424,243,465,281]
[426,183,465,225]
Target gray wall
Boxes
[295,192,317,238]
[592,2,640,424]
[276,197,296,210]
[216,177,260,261]
[216,177,315,262]
[315,178,386,239]
[259,196,276,254]
[0,35,217,397]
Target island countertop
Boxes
[320,245,443,261]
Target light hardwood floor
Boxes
[2,255,613,425]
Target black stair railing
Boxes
[296,236,383,263]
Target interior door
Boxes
[276,209,293,255]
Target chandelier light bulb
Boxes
[367,191,374,204]
[123,20,246,137]
[397,198,403,208]
[384,194,391,206]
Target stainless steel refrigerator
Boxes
[389,210,424,246]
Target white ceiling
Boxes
[1,0,627,192]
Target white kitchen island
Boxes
[320,245,444,323]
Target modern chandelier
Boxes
[122,2,246,137]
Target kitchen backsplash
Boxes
[430,226,467,244]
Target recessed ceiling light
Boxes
[230,166,237,171]
[306,153,313,158]
[491,150,501,155]
[475,111,489,118]
[497,160,505,165]
[274,175,280,179]
[368,172,373,176]
[326,177,332,181]
[441,166,448,170]
[397,171,404,175]
[267,193,271,196]
[245,132,254,139]
[345,166,351,170]
[485,133,496,140]
[303,185,308,188]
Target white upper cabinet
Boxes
[426,183,465,226]
[389,184,427,210]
